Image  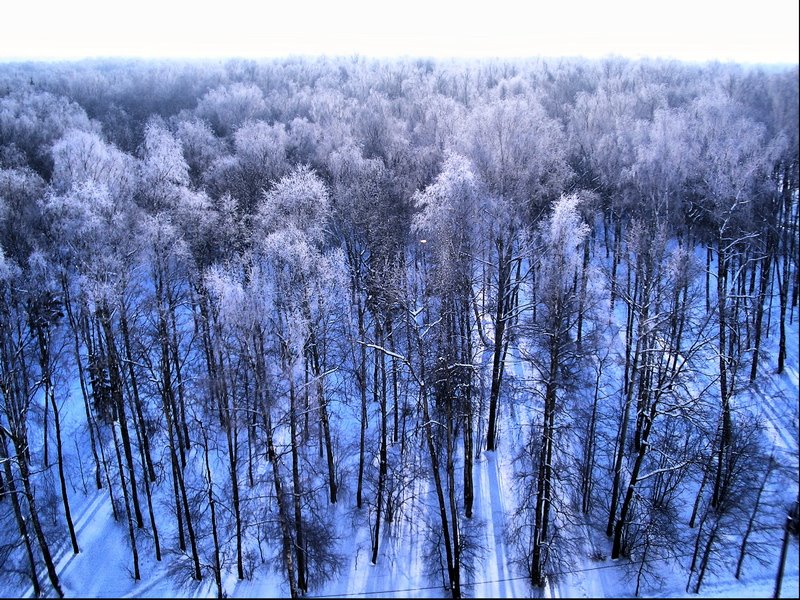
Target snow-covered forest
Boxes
[0,57,798,598]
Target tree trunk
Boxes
[371,321,388,564]
[167,294,190,452]
[608,280,643,537]
[31,305,80,554]
[202,426,224,598]
[129,395,161,561]
[387,316,400,444]
[777,245,788,374]
[0,431,40,597]
[461,303,474,519]
[693,518,719,594]
[308,321,337,504]
[32,316,79,555]
[356,301,368,510]
[61,277,102,489]
[163,358,201,578]
[777,168,793,374]
[51,381,79,553]
[689,463,710,529]
[705,246,712,313]
[413,313,461,599]
[15,434,64,597]
[256,331,299,599]
[736,455,772,578]
[532,326,559,585]
[712,245,731,508]
[581,357,603,514]
[99,304,144,529]
[773,507,793,599]
[612,399,656,559]
[486,236,512,452]
[610,217,622,308]
[289,378,307,593]
[119,306,156,483]
[111,417,140,581]
[225,385,244,580]
[577,235,590,348]
[446,395,461,598]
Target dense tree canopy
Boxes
[0,56,797,599]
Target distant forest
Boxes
[0,57,798,598]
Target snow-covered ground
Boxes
[6,254,799,599]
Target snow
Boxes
[471,452,527,599]
[3,237,798,600]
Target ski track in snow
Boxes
[473,451,516,598]
[753,380,798,453]
[750,320,800,482]
[22,489,102,598]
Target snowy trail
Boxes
[471,451,524,598]
[750,319,800,477]
[754,379,799,455]
[59,496,132,597]
[56,489,106,567]
[665,566,800,599]
[22,489,105,598]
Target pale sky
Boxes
[1,0,798,64]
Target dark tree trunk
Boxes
[577,235,590,348]
[610,217,622,308]
[612,397,657,559]
[167,294,190,452]
[111,416,140,581]
[693,517,719,594]
[773,505,794,599]
[202,426,224,598]
[486,236,513,451]
[307,320,337,504]
[29,308,79,555]
[61,277,102,489]
[16,435,63,597]
[225,385,244,580]
[129,393,161,561]
[387,316,400,444]
[689,463,710,529]
[736,455,772,579]
[532,314,560,586]
[411,309,461,598]
[608,270,643,537]
[289,378,307,593]
[51,383,78,553]
[706,246,712,313]
[356,301,368,510]
[581,357,603,514]
[255,330,299,599]
[461,303,474,519]
[777,247,789,374]
[0,431,40,597]
[712,245,731,508]
[119,306,156,483]
[371,321,388,564]
[446,392,461,599]
[98,304,144,529]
